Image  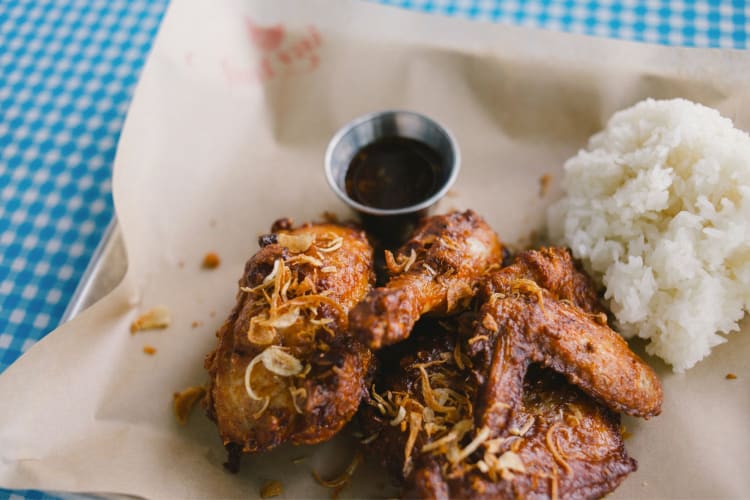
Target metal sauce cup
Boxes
[324,110,460,244]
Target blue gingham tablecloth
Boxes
[0,0,747,498]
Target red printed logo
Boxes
[221,18,323,86]
[246,19,285,52]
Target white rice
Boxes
[548,98,750,372]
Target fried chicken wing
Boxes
[362,323,636,499]
[467,248,662,438]
[204,220,375,464]
[349,210,502,349]
[481,246,605,315]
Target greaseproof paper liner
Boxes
[1,0,749,497]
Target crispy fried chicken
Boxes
[204,211,661,499]
[481,246,605,315]
[349,210,503,349]
[362,322,636,499]
[360,247,661,499]
[467,248,662,437]
[204,220,375,467]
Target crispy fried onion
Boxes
[240,237,349,417]
[509,416,535,437]
[446,281,474,313]
[368,344,478,476]
[313,450,363,490]
[478,448,527,481]
[384,248,417,274]
[390,406,407,426]
[277,232,314,253]
[546,422,572,474]
[261,346,303,376]
[316,232,344,253]
[241,256,346,345]
[275,230,344,255]
[244,346,304,417]
[509,278,545,311]
[368,343,531,483]
[421,419,473,454]
[403,411,423,476]
[289,387,307,414]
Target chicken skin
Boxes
[360,247,661,499]
[481,246,605,315]
[349,210,503,349]
[361,323,636,499]
[467,248,662,437]
[204,220,375,467]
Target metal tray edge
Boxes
[60,218,128,324]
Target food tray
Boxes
[2,1,747,498]
[61,219,127,324]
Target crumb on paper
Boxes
[202,252,221,269]
[360,432,379,445]
[191,320,202,328]
[177,260,185,269]
[726,373,737,380]
[312,450,363,492]
[209,218,217,228]
[446,189,459,198]
[620,424,632,440]
[173,385,207,425]
[539,173,552,197]
[260,480,284,498]
[143,345,157,355]
[130,306,171,334]
[210,310,216,318]
[642,481,649,487]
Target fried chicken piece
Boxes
[471,247,607,418]
[405,369,637,499]
[467,248,662,438]
[349,210,502,349]
[362,323,636,499]
[204,220,375,464]
[481,246,605,315]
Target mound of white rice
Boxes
[548,98,750,372]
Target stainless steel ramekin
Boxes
[324,110,460,243]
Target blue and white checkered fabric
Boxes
[1,2,167,495]
[374,0,747,48]
[0,0,169,374]
[0,1,747,498]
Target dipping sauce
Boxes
[345,137,444,210]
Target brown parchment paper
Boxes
[1,0,749,498]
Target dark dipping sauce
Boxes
[344,136,444,210]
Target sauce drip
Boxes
[345,137,444,210]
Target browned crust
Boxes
[350,210,503,349]
[204,221,376,457]
[361,324,637,499]
[469,248,662,425]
